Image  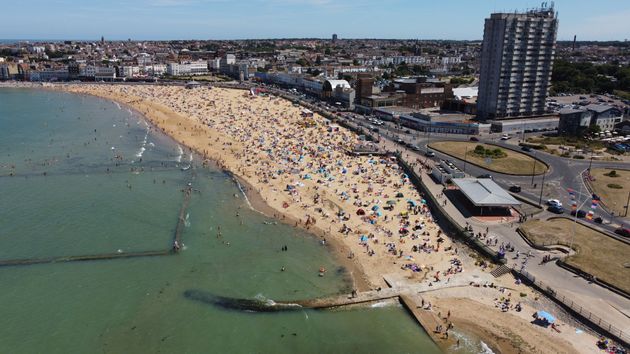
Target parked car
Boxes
[615,228,630,238]
[593,217,603,224]
[548,205,565,214]
[546,199,562,207]
[477,174,493,179]
[469,137,479,142]
[521,146,532,152]
[410,144,421,151]
[591,193,601,201]
[570,210,587,218]
[425,150,435,157]
[509,185,522,193]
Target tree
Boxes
[296,58,310,66]
[586,124,601,136]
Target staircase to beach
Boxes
[490,264,512,278]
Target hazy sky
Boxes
[2,0,628,41]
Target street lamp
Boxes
[463,147,468,172]
[530,151,537,186]
[587,150,594,172]
[538,171,546,206]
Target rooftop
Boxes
[453,178,521,207]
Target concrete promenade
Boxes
[381,138,630,344]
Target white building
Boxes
[220,54,236,68]
[477,6,558,120]
[209,58,221,70]
[167,61,208,76]
[136,53,152,66]
[118,65,140,78]
[145,64,167,76]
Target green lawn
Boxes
[589,168,630,216]
[520,218,630,294]
[429,141,548,175]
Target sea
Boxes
[0,88,458,353]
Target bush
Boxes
[472,145,506,158]
[561,152,571,157]
[519,292,528,297]
[607,183,623,189]
[606,170,618,177]
[573,155,585,159]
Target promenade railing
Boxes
[516,268,629,346]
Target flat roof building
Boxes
[453,178,520,216]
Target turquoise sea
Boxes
[0,88,450,353]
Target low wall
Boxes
[394,153,505,264]
[515,268,629,347]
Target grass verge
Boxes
[429,141,548,175]
[520,218,630,294]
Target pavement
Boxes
[326,113,630,341]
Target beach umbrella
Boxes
[536,311,555,324]
[396,192,404,198]
[356,209,366,215]
[372,205,380,211]
[376,211,383,217]
[406,199,417,207]
[386,200,397,205]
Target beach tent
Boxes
[356,209,366,216]
[536,311,556,324]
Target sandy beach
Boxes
[49,83,601,353]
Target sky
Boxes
[1,0,628,41]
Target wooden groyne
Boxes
[172,186,192,252]
[0,250,170,268]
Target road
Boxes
[259,85,630,342]
[347,115,630,232]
